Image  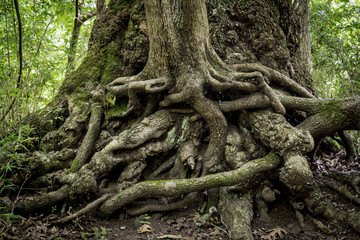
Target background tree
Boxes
[311,0,360,98]
[0,0,95,130]
[1,0,360,239]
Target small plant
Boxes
[81,226,107,240]
[0,125,35,231]
[51,205,57,213]
[139,214,151,225]
[0,180,25,228]
[0,125,36,178]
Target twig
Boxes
[55,193,111,224]
[11,174,30,214]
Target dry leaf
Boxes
[261,227,287,240]
[137,224,153,234]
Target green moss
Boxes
[318,100,345,123]
[124,20,135,46]
[60,49,103,95]
[110,0,135,14]
[105,100,128,120]
[179,117,190,142]
[101,42,122,85]
[165,127,177,145]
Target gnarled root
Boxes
[107,74,172,117]
[233,63,314,98]
[126,192,199,216]
[56,193,112,224]
[305,186,360,233]
[218,189,254,240]
[15,185,71,215]
[98,152,281,216]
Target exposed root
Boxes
[126,192,199,216]
[254,191,269,220]
[56,193,112,224]
[305,186,360,232]
[206,63,286,115]
[307,215,333,234]
[70,102,103,172]
[191,94,227,173]
[42,103,90,151]
[338,131,357,163]
[248,110,314,158]
[254,183,277,221]
[98,151,280,216]
[328,181,360,205]
[27,149,76,180]
[329,171,360,195]
[15,185,71,214]
[104,110,173,152]
[290,199,305,230]
[107,75,171,117]
[233,63,314,98]
[218,189,254,240]
[147,156,175,180]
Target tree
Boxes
[3,0,360,239]
[311,0,360,98]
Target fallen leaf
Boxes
[261,227,287,240]
[137,224,153,234]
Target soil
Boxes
[2,150,360,240]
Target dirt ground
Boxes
[2,150,360,240]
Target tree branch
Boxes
[80,11,96,23]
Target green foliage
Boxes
[0,0,95,128]
[0,125,35,229]
[311,0,360,98]
[81,226,107,240]
[311,0,360,151]
[0,125,36,177]
[139,214,151,225]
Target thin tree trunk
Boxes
[296,0,312,74]
[96,0,106,19]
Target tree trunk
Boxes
[295,0,312,74]
[5,1,360,239]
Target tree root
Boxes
[107,75,172,117]
[70,102,103,172]
[233,63,314,98]
[56,193,112,224]
[104,110,173,152]
[220,95,360,142]
[15,185,71,214]
[98,151,281,216]
[218,189,254,240]
[305,186,360,232]
[328,181,360,205]
[338,131,357,163]
[42,103,90,151]
[126,192,199,216]
[329,171,360,195]
[307,215,333,235]
[290,199,305,230]
[148,156,176,179]
[27,148,76,180]
[191,93,227,173]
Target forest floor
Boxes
[2,149,360,240]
